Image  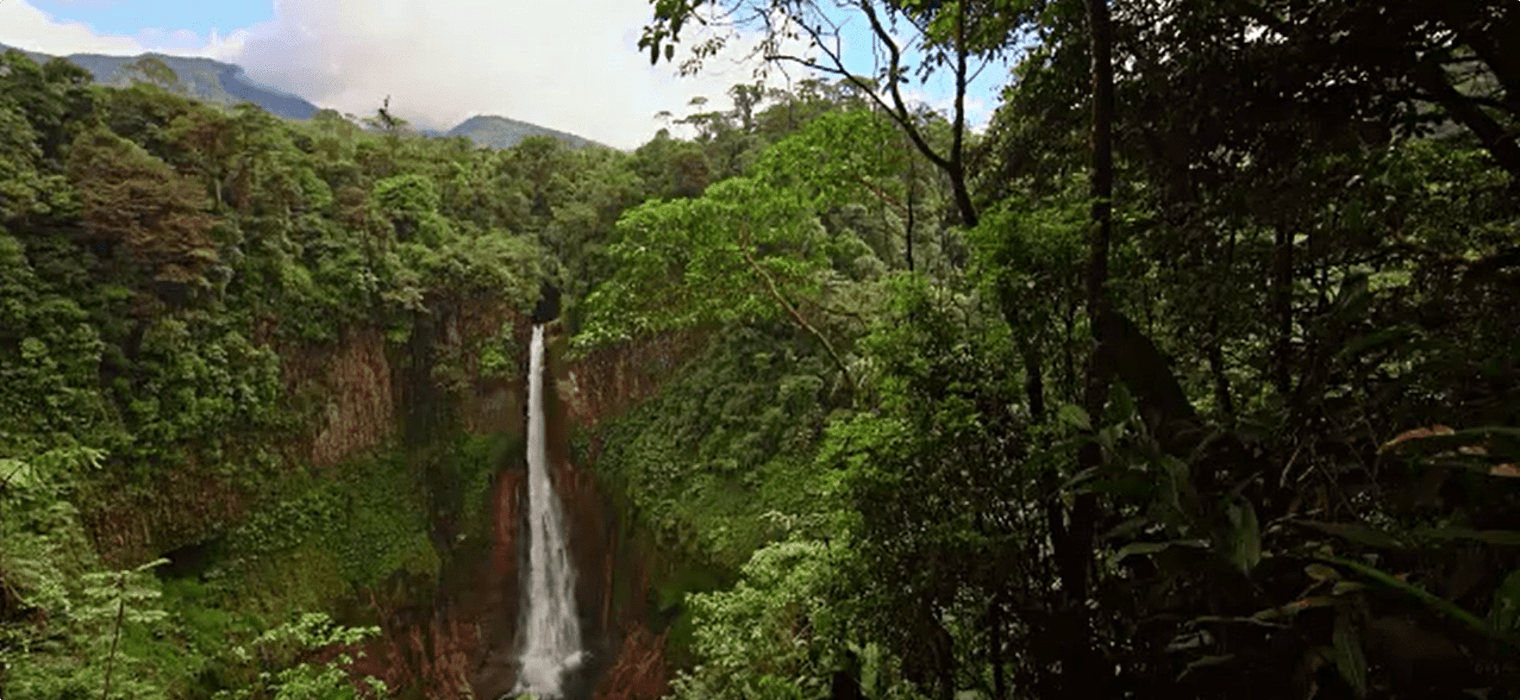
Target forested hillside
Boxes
[0,42,323,119]
[3,0,1520,698]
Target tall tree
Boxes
[1052,0,1114,695]
[66,126,218,297]
[639,0,1025,228]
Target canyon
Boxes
[69,290,697,699]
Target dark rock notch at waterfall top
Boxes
[532,285,562,325]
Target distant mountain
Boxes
[0,42,320,120]
[0,42,601,149]
[446,115,601,150]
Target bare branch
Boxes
[764,53,852,76]
[858,0,957,176]
[736,225,855,391]
[951,0,968,182]
[969,54,993,87]
[726,0,982,225]
[854,175,909,216]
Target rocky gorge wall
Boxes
[66,289,530,694]
[548,327,709,700]
[337,317,705,699]
[72,281,706,698]
[77,292,527,569]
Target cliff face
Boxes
[352,466,527,699]
[79,294,528,568]
[557,330,705,433]
[334,294,535,696]
[551,329,710,700]
[79,325,399,568]
[286,325,397,468]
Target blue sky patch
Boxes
[30,0,271,37]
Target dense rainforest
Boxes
[3,0,1520,699]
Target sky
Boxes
[0,0,1012,150]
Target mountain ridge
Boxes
[446,114,598,150]
[0,41,603,150]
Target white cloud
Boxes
[0,0,149,55]
[206,0,793,149]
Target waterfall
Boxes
[511,324,584,699]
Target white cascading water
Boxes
[511,324,584,699]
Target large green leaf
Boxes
[1490,570,1520,633]
[1332,613,1367,699]
[1109,539,1209,566]
[1294,520,1404,549]
[1315,553,1518,647]
[1057,403,1091,432]
[1176,654,1236,681]
[1382,426,1520,458]
[1411,528,1520,547]
[1224,500,1261,574]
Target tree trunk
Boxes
[1055,0,1117,696]
[989,591,1007,700]
[1022,343,1046,422]
[948,164,978,229]
[1207,314,1235,419]
[1411,55,1520,181]
[906,158,917,272]
[101,574,126,700]
[947,0,977,229]
[1271,223,1293,398]
[927,611,956,700]
[1434,2,1520,116]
